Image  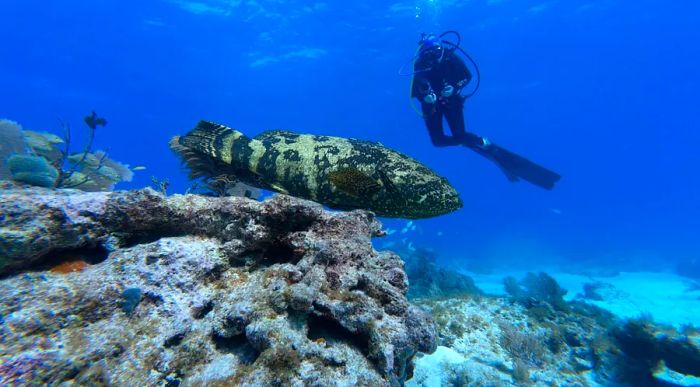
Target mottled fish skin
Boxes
[173,121,463,219]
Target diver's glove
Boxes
[441,84,454,98]
[423,92,437,104]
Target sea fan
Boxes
[63,150,134,191]
[0,119,28,179]
[2,114,135,191]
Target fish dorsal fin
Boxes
[328,167,381,198]
[253,130,297,141]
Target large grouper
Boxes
[170,121,463,219]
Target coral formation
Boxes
[581,281,605,300]
[0,120,28,179]
[606,317,700,385]
[119,288,143,316]
[408,288,648,386]
[409,296,601,386]
[498,321,546,367]
[408,270,700,386]
[7,154,59,187]
[400,247,482,300]
[0,183,435,386]
[0,116,133,191]
[504,271,570,313]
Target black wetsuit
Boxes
[411,50,483,148]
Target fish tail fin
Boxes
[169,121,250,180]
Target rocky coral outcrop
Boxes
[606,318,700,385]
[408,295,605,386]
[404,270,601,385]
[0,182,436,386]
[401,247,482,300]
[408,271,700,387]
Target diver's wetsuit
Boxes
[412,50,483,148]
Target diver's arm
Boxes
[446,54,472,93]
[412,76,431,98]
[411,56,433,98]
[413,77,437,104]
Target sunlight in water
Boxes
[414,0,445,29]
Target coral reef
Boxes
[581,281,606,301]
[408,296,603,386]
[0,183,435,386]
[604,318,700,385]
[399,247,482,300]
[0,116,133,191]
[504,271,571,313]
[498,320,547,368]
[408,270,700,386]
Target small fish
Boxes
[84,111,107,130]
[385,228,396,235]
[68,152,101,168]
[437,231,443,237]
[381,241,397,249]
[132,166,147,171]
[37,131,64,144]
[401,221,417,234]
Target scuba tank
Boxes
[399,30,481,116]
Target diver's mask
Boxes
[418,34,444,64]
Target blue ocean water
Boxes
[1,0,699,273]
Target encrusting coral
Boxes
[0,183,436,386]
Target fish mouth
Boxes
[415,189,463,218]
[413,198,463,218]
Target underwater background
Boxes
[4,1,700,385]
[2,1,700,306]
[3,0,699,273]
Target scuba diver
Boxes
[410,33,487,149]
[402,31,561,190]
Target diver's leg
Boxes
[421,103,459,147]
[444,97,485,147]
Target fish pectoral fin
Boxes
[378,169,399,196]
[378,169,411,206]
[328,167,381,198]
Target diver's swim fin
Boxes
[468,143,561,190]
